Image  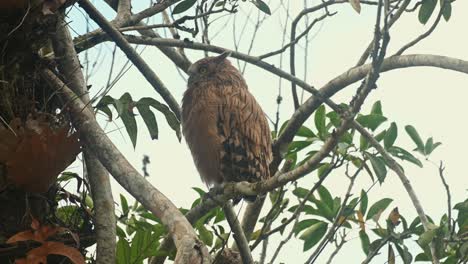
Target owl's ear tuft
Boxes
[215,51,232,62]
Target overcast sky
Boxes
[69,0,467,263]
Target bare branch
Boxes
[116,0,131,20]
[325,231,347,264]
[129,0,182,25]
[259,12,331,59]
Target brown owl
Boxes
[181,52,272,201]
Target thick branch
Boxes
[41,69,211,264]
[51,12,116,263]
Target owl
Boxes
[181,52,272,201]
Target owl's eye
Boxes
[198,66,207,74]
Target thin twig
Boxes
[325,231,348,264]
[223,201,254,264]
[438,162,452,234]
[394,0,447,56]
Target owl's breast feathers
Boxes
[182,77,272,187]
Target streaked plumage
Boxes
[181,52,272,193]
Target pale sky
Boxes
[69,0,467,263]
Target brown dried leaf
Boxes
[7,217,67,243]
[349,0,361,13]
[388,207,401,227]
[27,241,85,264]
[6,230,35,244]
[357,210,365,231]
[388,244,395,264]
[0,115,81,193]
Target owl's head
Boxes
[187,51,233,83]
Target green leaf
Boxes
[360,134,369,150]
[405,125,425,153]
[371,101,383,116]
[318,186,334,210]
[424,137,434,156]
[138,98,181,141]
[136,102,158,140]
[388,244,396,264]
[356,114,387,131]
[299,222,328,251]
[424,137,442,155]
[292,187,311,201]
[97,105,113,120]
[371,227,388,238]
[359,230,370,255]
[442,0,452,21]
[418,228,438,247]
[394,244,413,264]
[315,105,326,139]
[288,140,314,154]
[384,122,398,149]
[120,194,129,216]
[296,126,316,137]
[192,187,206,197]
[318,163,331,178]
[374,129,387,142]
[116,238,131,264]
[454,199,468,233]
[253,0,271,15]
[326,111,341,127]
[97,95,124,117]
[119,93,138,148]
[116,226,126,238]
[197,224,214,246]
[360,190,368,216]
[387,146,423,167]
[172,0,197,15]
[367,198,393,221]
[366,154,387,183]
[293,219,320,236]
[418,0,437,24]
[289,204,321,216]
[312,198,335,221]
[415,252,430,261]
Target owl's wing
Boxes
[217,86,272,183]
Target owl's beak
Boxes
[214,51,232,63]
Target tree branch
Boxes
[51,11,116,263]
[352,122,440,263]
[394,0,447,56]
[223,202,253,264]
[41,69,211,264]
[77,0,181,120]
